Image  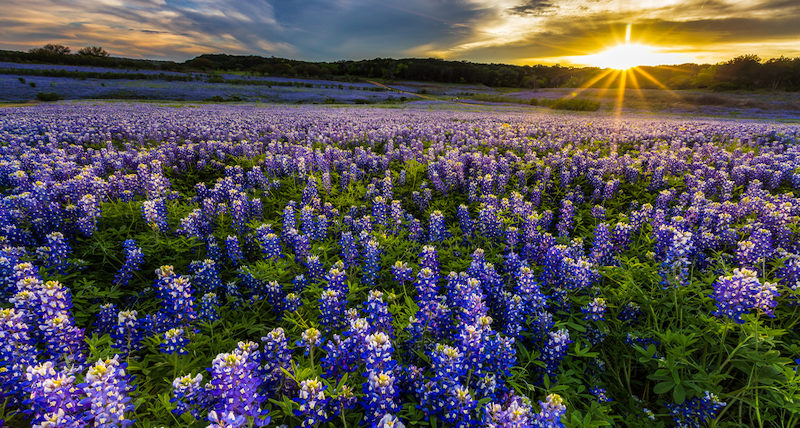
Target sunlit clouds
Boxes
[0,0,798,63]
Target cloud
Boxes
[508,0,556,16]
[0,0,797,63]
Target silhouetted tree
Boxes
[78,46,109,57]
[29,44,71,55]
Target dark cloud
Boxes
[508,0,556,16]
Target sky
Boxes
[1,0,799,66]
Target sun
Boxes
[582,43,675,70]
[568,24,691,69]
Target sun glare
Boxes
[569,24,691,69]
[582,43,681,69]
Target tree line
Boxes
[3,45,799,91]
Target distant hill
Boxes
[2,49,799,91]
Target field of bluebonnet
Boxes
[1,102,800,428]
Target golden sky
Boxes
[1,0,798,65]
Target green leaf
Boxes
[654,381,674,394]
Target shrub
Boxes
[35,92,61,101]
[549,98,601,111]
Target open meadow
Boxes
[1,101,799,427]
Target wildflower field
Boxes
[2,102,800,427]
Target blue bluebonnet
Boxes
[666,391,726,428]
[540,329,572,381]
[81,355,135,427]
[295,377,330,427]
[114,239,143,287]
[391,261,413,286]
[96,302,118,334]
[582,297,607,322]
[225,235,244,266]
[429,210,449,242]
[366,290,395,338]
[171,373,209,419]
[340,232,359,269]
[25,361,83,427]
[199,292,220,323]
[262,327,292,388]
[590,387,611,403]
[712,268,778,323]
[161,327,189,355]
[112,310,146,356]
[142,198,169,233]
[41,231,71,274]
[362,239,381,287]
[207,344,271,427]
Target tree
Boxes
[29,44,71,55]
[78,46,109,57]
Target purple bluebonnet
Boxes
[712,268,778,323]
[113,239,143,287]
[82,355,135,427]
[142,198,169,232]
[41,231,71,274]
[206,344,271,427]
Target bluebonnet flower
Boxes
[320,289,346,332]
[340,232,359,269]
[590,387,612,403]
[114,239,143,287]
[540,329,572,381]
[41,231,71,273]
[142,198,169,232]
[82,355,135,427]
[190,259,223,294]
[712,268,778,323]
[199,292,220,323]
[557,199,575,237]
[207,346,271,427]
[112,310,146,355]
[373,196,388,227]
[171,373,209,419]
[582,297,607,322]
[161,327,189,355]
[377,413,405,428]
[391,261,413,286]
[155,266,196,329]
[258,231,282,260]
[366,290,394,338]
[362,239,381,287]
[535,393,567,427]
[429,210,449,242]
[306,255,324,280]
[666,391,726,428]
[96,302,118,335]
[283,292,302,314]
[457,204,473,238]
[443,385,477,427]
[618,302,641,324]
[25,361,82,426]
[262,327,292,387]
[295,378,329,427]
[78,194,102,236]
[364,370,400,426]
[225,235,244,266]
[420,245,440,274]
[298,327,323,356]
